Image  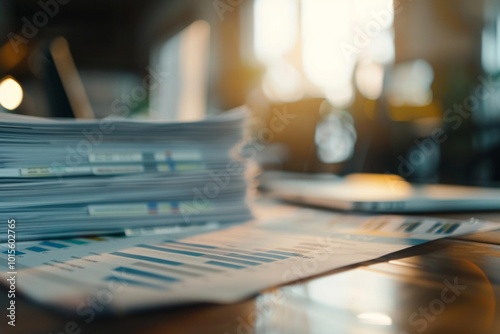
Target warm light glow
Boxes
[151,20,210,120]
[301,0,394,103]
[302,0,352,92]
[357,312,393,326]
[253,0,395,105]
[254,0,298,64]
[262,60,305,102]
[178,20,210,121]
[355,62,385,100]
[252,0,396,165]
[354,0,394,28]
[325,84,354,109]
[0,77,23,110]
[364,29,395,65]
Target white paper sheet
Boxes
[1,205,497,314]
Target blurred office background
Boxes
[1,0,499,186]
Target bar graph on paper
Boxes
[1,210,497,312]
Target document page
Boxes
[1,206,497,313]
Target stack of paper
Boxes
[0,109,252,241]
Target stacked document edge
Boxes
[0,109,252,241]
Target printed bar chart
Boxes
[1,210,497,312]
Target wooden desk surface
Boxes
[2,212,500,334]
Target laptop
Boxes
[260,171,500,213]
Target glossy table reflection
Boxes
[1,213,500,334]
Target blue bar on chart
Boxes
[427,223,442,234]
[133,262,202,278]
[26,246,48,253]
[159,242,255,256]
[202,255,259,266]
[225,253,275,263]
[436,223,460,234]
[103,276,165,290]
[157,242,278,264]
[40,241,69,249]
[164,240,217,249]
[149,242,278,264]
[251,252,288,260]
[399,221,422,233]
[205,260,245,269]
[113,266,179,283]
[110,251,183,266]
[110,251,223,273]
[138,244,260,266]
[139,244,204,257]
[265,250,301,257]
[63,239,89,245]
